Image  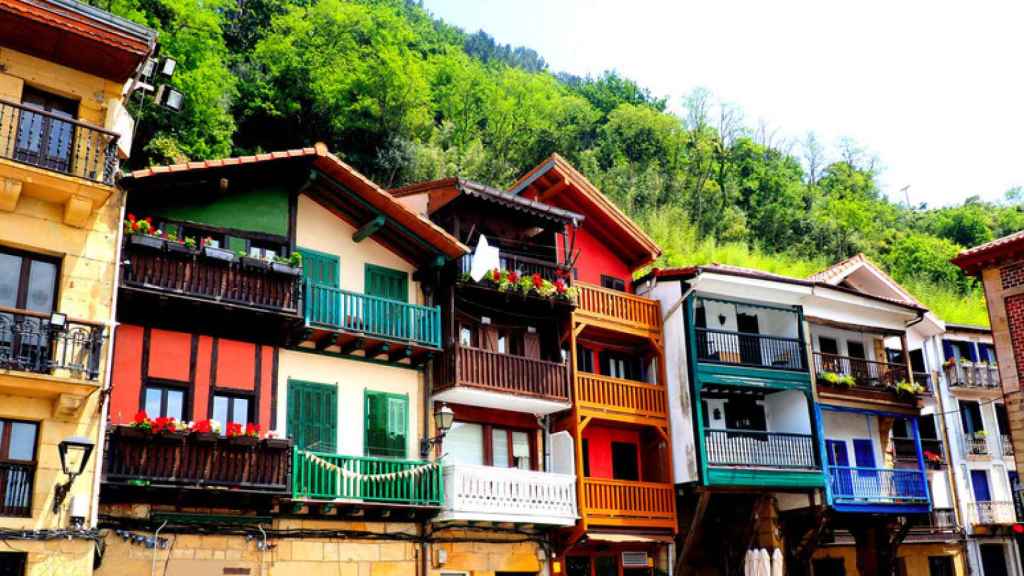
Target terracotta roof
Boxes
[808,252,923,308]
[510,154,660,269]
[392,177,584,224]
[952,229,1024,274]
[122,144,468,260]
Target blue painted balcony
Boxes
[298,280,442,366]
[827,466,929,513]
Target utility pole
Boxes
[901,185,911,209]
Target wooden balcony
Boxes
[458,252,570,284]
[437,464,577,525]
[575,282,660,336]
[433,345,571,415]
[103,427,291,495]
[945,363,1001,390]
[576,372,668,425]
[581,477,676,531]
[292,450,442,507]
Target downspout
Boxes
[931,335,966,533]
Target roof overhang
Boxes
[952,230,1024,275]
[392,177,583,226]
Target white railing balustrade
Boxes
[970,501,1018,525]
[439,464,577,525]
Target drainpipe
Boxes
[90,187,128,529]
[931,335,966,533]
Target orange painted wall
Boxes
[109,324,275,426]
[582,425,641,479]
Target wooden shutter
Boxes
[482,326,499,352]
[287,380,337,452]
[299,247,340,288]
[365,264,408,302]
[365,391,408,458]
[524,332,540,359]
[387,395,407,457]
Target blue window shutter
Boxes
[852,438,876,468]
[971,470,992,502]
[942,340,955,361]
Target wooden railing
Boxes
[814,352,910,389]
[437,345,570,402]
[970,501,1018,525]
[576,372,667,419]
[441,464,576,524]
[695,327,806,371]
[0,306,104,380]
[103,428,291,493]
[575,282,660,332]
[945,363,1001,389]
[704,429,818,469]
[582,478,675,523]
[123,241,302,313]
[0,461,33,517]
[305,281,441,348]
[292,450,442,506]
[828,466,928,505]
[0,98,118,184]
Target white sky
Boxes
[422,0,1024,207]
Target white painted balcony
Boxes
[436,464,577,526]
[969,501,1018,526]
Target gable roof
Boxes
[509,154,660,270]
[391,177,584,224]
[952,229,1024,275]
[808,253,923,307]
[121,144,468,262]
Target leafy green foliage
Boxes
[99,0,1016,327]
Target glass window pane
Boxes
[459,327,472,347]
[165,389,184,421]
[8,422,37,461]
[144,388,162,417]
[25,260,56,313]
[213,395,228,425]
[443,422,483,466]
[512,431,531,470]
[492,429,509,468]
[0,253,23,308]
[233,397,249,426]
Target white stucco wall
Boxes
[765,390,812,434]
[822,410,884,468]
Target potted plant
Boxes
[125,215,166,250]
[202,237,235,262]
[975,430,989,439]
[189,419,220,443]
[261,431,290,450]
[271,252,303,276]
[226,422,259,446]
[183,237,198,252]
[152,416,187,440]
[894,379,924,397]
[923,450,943,467]
[165,231,192,255]
[240,252,271,271]
[118,410,153,438]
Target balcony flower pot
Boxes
[191,431,221,444]
[129,234,166,251]
[240,256,271,271]
[227,435,259,447]
[271,262,302,276]
[261,437,291,450]
[116,426,149,439]
[203,246,236,263]
[165,241,193,255]
[156,430,188,442]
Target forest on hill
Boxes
[94,0,1019,325]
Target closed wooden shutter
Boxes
[365,391,408,458]
[287,380,337,452]
[524,332,540,359]
[365,264,408,302]
[482,326,499,352]
[299,248,340,325]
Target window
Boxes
[143,384,185,421]
[365,391,408,458]
[847,340,866,359]
[818,337,839,355]
[0,419,38,518]
[0,247,59,314]
[213,393,251,426]
[599,350,643,381]
[0,552,27,576]
[497,328,523,356]
[442,422,533,469]
[16,87,77,173]
[611,441,639,481]
[287,380,337,451]
[928,556,954,576]
[996,403,1010,436]
[601,275,626,292]
[577,346,594,373]
[365,264,408,303]
[459,323,478,347]
[959,400,984,434]
[444,422,484,465]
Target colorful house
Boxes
[0,1,154,574]
[98,145,468,574]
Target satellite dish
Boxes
[470,235,500,282]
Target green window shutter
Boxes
[365,264,408,302]
[365,390,407,458]
[299,247,340,288]
[287,380,337,452]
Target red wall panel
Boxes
[564,226,633,291]
[109,324,143,423]
[582,425,641,479]
[147,328,191,381]
[216,339,256,391]
[259,345,274,427]
[192,336,213,421]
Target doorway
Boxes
[980,543,1010,576]
[736,312,762,365]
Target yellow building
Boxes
[0,1,155,574]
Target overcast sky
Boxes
[422,0,1023,207]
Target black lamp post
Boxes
[53,435,95,514]
[419,403,454,458]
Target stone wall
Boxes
[980,264,1024,477]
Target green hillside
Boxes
[97,0,1012,327]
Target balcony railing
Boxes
[908,508,958,531]
[305,281,441,348]
[582,477,675,526]
[292,450,442,506]
[103,428,291,493]
[814,352,910,390]
[0,461,34,517]
[1002,435,1015,457]
[440,464,576,525]
[964,436,991,457]
[970,501,1018,525]
[122,242,302,314]
[704,429,818,470]
[0,98,118,185]
[828,466,928,505]
[576,372,667,420]
[945,363,1000,389]
[0,307,104,380]
[913,371,933,392]
[575,282,660,333]
[893,437,945,465]
[695,328,805,371]
[436,345,570,402]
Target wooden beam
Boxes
[316,333,338,351]
[352,215,386,243]
[388,346,412,363]
[365,342,390,358]
[340,337,365,355]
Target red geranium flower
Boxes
[531,273,543,288]
[226,422,243,437]
[152,416,175,433]
[132,410,149,424]
[490,268,502,282]
[191,420,212,434]
[127,213,136,223]
[554,278,567,293]
[508,271,519,284]
[245,422,261,437]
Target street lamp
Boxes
[53,436,95,514]
[419,403,454,457]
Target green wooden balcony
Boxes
[292,450,443,507]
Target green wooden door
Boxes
[287,379,337,452]
[365,265,408,338]
[365,264,407,302]
[299,248,340,325]
[364,390,408,458]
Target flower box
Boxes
[227,435,259,447]
[165,241,193,255]
[155,430,188,442]
[116,426,150,439]
[261,437,291,450]
[271,262,302,276]
[240,256,271,271]
[130,234,166,251]
[203,246,236,262]
[191,431,220,444]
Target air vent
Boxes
[622,551,649,567]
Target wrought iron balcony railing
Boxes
[964,436,991,457]
[704,429,818,470]
[0,98,118,185]
[0,461,34,517]
[292,450,442,506]
[0,307,104,380]
[970,501,1018,525]
[814,352,911,390]
[828,465,929,505]
[1002,434,1015,457]
[695,328,806,371]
